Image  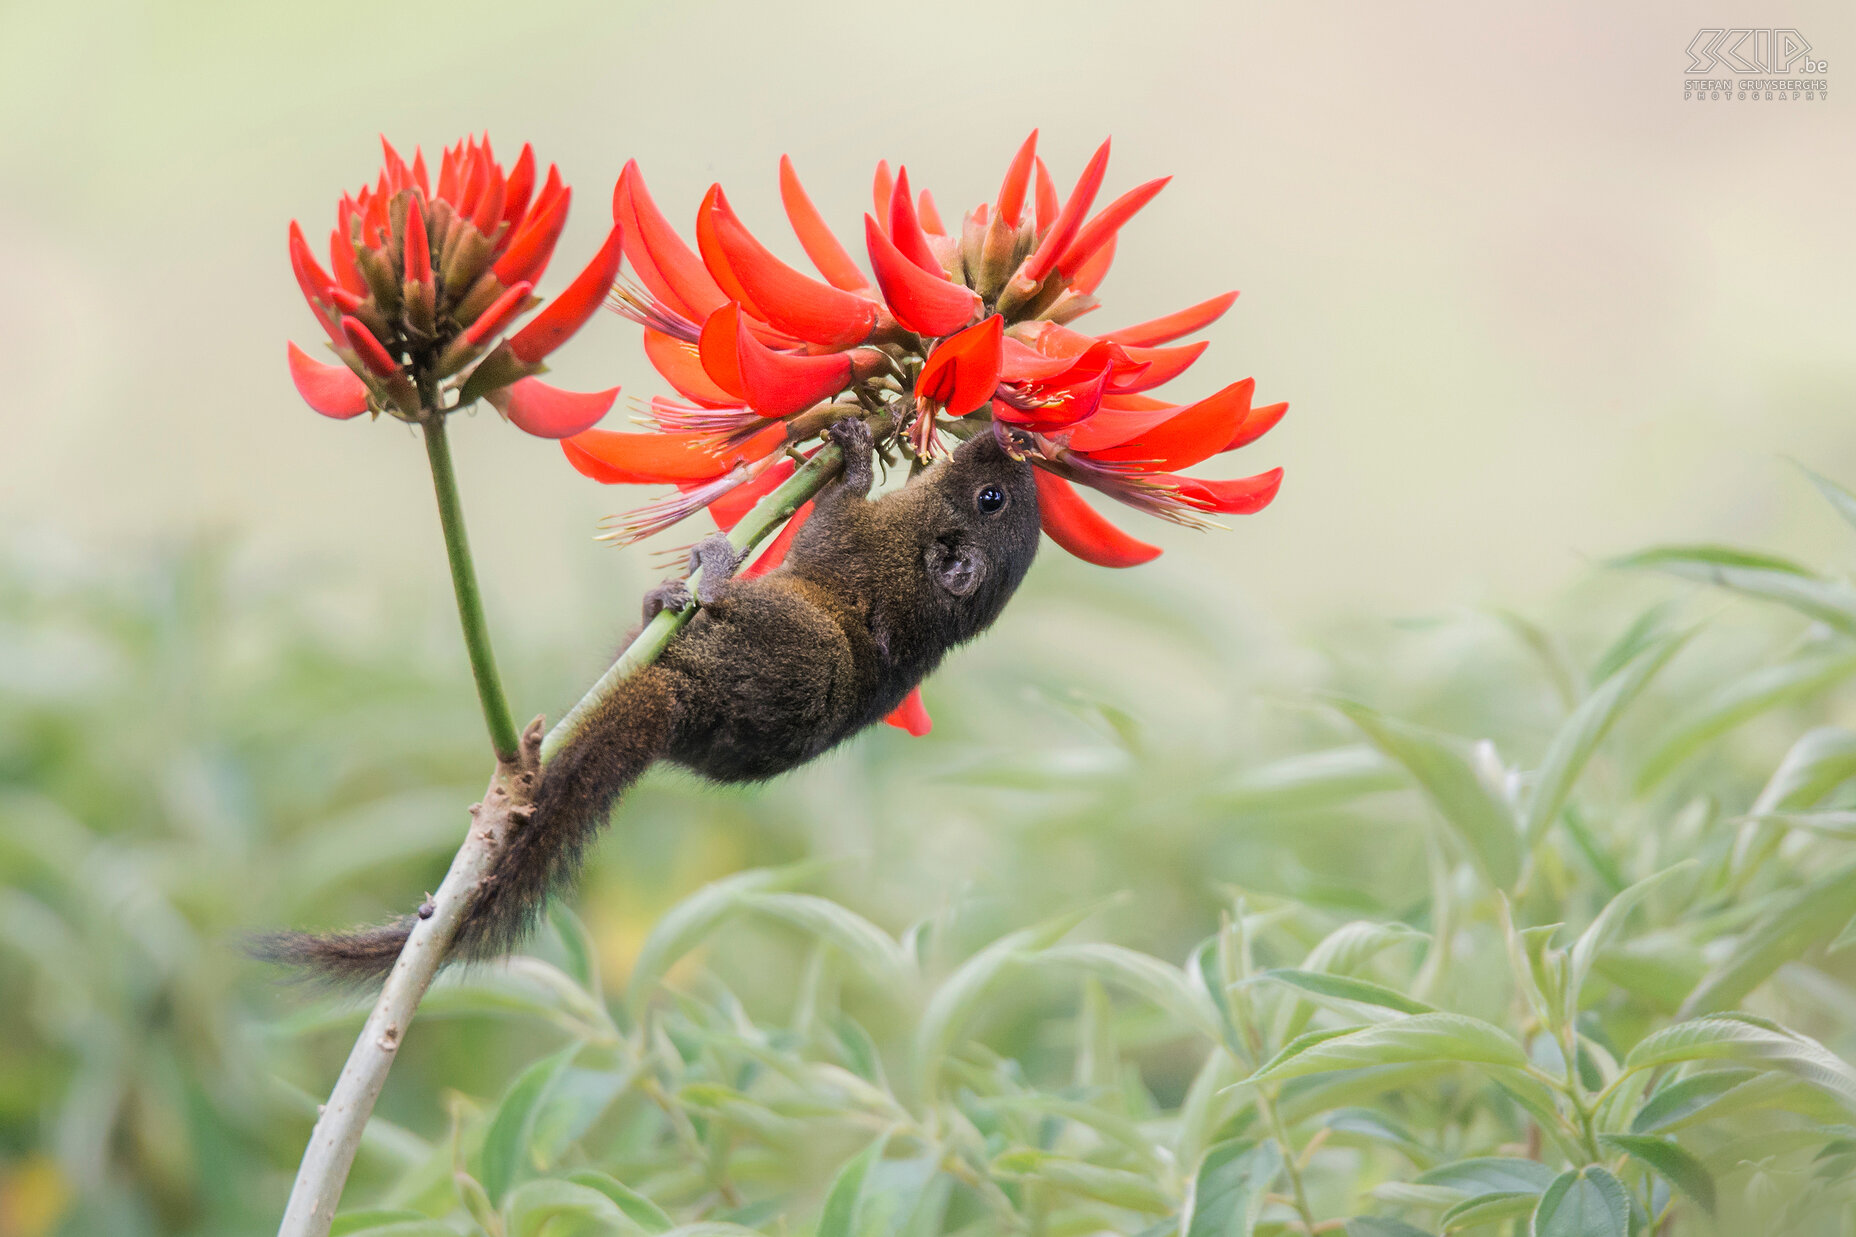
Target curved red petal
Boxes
[401,200,432,284]
[885,685,933,736]
[1168,466,1283,514]
[328,226,365,295]
[288,221,335,304]
[565,424,782,483]
[1109,340,1208,395]
[340,315,401,377]
[918,315,1003,417]
[458,280,533,349]
[613,160,727,323]
[1226,401,1288,452]
[916,190,945,236]
[287,342,370,418]
[1021,139,1111,285]
[1100,292,1238,348]
[644,327,741,406]
[887,167,944,276]
[1032,470,1162,567]
[497,376,618,438]
[1057,176,1169,280]
[864,215,981,337]
[871,161,894,231]
[1086,378,1255,472]
[998,336,1077,383]
[1062,396,1181,452]
[507,223,622,363]
[491,184,571,287]
[705,189,877,347]
[734,313,854,417]
[779,155,869,291]
[697,302,747,399]
[501,143,536,231]
[1033,158,1059,233]
[1068,234,1116,295]
[695,184,778,325]
[996,130,1039,228]
[708,456,796,531]
[740,500,812,579]
[561,437,663,485]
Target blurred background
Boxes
[3,2,1854,1235]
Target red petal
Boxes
[1168,467,1283,514]
[871,161,894,230]
[645,327,741,406]
[495,377,617,438]
[328,227,364,295]
[1021,139,1111,285]
[562,437,662,485]
[917,190,945,236]
[1100,292,1238,348]
[287,342,369,418]
[401,199,432,284]
[697,302,747,399]
[887,168,943,276]
[1057,176,1169,280]
[508,223,622,363]
[1062,396,1181,452]
[436,145,459,204]
[996,130,1039,228]
[695,184,777,324]
[341,315,400,377]
[613,161,727,323]
[288,221,335,304]
[998,336,1076,383]
[1226,401,1288,452]
[864,215,980,337]
[703,188,877,347]
[709,456,796,530]
[411,147,430,198]
[501,143,536,231]
[734,313,854,417]
[1086,379,1255,472]
[1109,340,1207,395]
[779,155,869,292]
[885,686,933,736]
[917,315,1003,417]
[1033,158,1059,233]
[567,422,785,483]
[1032,471,1162,567]
[1068,234,1116,295]
[492,184,571,287]
[468,170,506,240]
[459,280,533,349]
[740,501,812,579]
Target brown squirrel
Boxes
[259,419,1041,983]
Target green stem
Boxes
[422,415,520,763]
[540,439,846,763]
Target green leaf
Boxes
[328,1213,451,1237]
[1614,545,1856,635]
[546,899,600,996]
[1274,920,1429,1043]
[1832,914,1856,954]
[742,891,913,998]
[913,905,1094,1092]
[1751,728,1856,815]
[1522,634,1689,847]
[1415,1157,1560,1195]
[1439,1190,1538,1230]
[1040,942,1223,1039]
[565,1171,673,1232]
[626,860,830,1011]
[1344,1219,1433,1237]
[1798,463,1856,534]
[1680,858,1856,1016]
[1630,1068,1759,1132]
[1212,746,1404,812]
[1564,862,1696,1023]
[1636,651,1856,792]
[992,1149,1173,1213]
[1332,699,1521,887]
[818,1134,889,1237]
[1257,968,1436,1018]
[1529,1166,1630,1237]
[1181,1139,1281,1237]
[1600,1133,1715,1215]
[479,1044,578,1204]
[501,1178,628,1237]
[1247,1013,1531,1084]
[1622,1012,1856,1113]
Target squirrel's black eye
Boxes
[976,485,1007,515]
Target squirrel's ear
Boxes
[927,537,986,596]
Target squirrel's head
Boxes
[919,427,1041,638]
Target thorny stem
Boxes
[423,414,521,763]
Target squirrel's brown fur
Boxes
[256,422,1040,984]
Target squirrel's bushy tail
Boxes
[253,668,677,987]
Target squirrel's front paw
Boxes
[827,417,875,492]
[689,532,744,604]
[642,578,693,622]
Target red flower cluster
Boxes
[566,131,1286,568]
[287,136,623,438]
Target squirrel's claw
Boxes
[643,578,693,622]
[827,417,875,495]
[690,532,744,604]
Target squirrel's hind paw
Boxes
[643,578,694,622]
[689,532,744,604]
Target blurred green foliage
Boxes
[7,476,1856,1236]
